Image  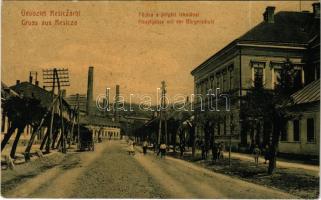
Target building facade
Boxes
[191,4,320,153]
[279,79,320,156]
[79,115,121,141]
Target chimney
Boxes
[35,81,39,86]
[29,75,33,84]
[106,88,110,113]
[114,85,120,121]
[313,3,320,19]
[263,6,275,23]
[86,66,94,116]
[16,80,20,85]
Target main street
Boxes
[3,140,296,198]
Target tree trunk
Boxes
[25,128,39,161]
[51,129,59,149]
[40,129,49,150]
[10,127,24,158]
[56,132,62,149]
[268,120,279,174]
[268,146,277,174]
[1,125,16,151]
[190,126,196,158]
[211,123,215,161]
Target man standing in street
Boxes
[159,143,167,159]
[143,140,148,155]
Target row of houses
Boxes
[1,67,122,144]
[191,3,320,156]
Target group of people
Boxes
[198,140,225,162]
[128,138,271,167]
[128,139,167,159]
[212,142,225,162]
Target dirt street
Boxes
[2,140,297,198]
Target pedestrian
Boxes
[143,140,148,155]
[128,140,135,155]
[252,145,261,166]
[219,142,225,160]
[263,145,270,164]
[180,143,185,157]
[200,140,205,160]
[159,143,167,158]
[212,143,218,162]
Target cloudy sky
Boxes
[2,1,316,104]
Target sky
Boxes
[2,1,317,104]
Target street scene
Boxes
[1,1,320,199]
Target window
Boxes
[293,69,303,89]
[216,73,220,89]
[211,76,215,90]
[293,120,300,141]
[273,68,282,87]
[205,80,209,94]
[230,114,234,134]
[222,70,227,92]
[307,118,315,142]
[280,125,287,141]
[201,81,205,95]
[229,65,234,90]
[254,68,264,86]
[251,61,265,86]
[217,121,220,135]
[210,76,214,90]
[223,116,226,135]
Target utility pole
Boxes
[157,81,167,148]
[43,68,70,154]
[76,93,80,150]
[229,121,235,167]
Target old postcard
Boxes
[1,0,320,198]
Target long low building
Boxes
[79,115,121,140]
[279,79,320,156]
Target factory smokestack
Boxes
[105,88,110,114]
[114,85,120,121]
[86,66,94,116]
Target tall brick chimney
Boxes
[106,87,110,113]
[29,75,33,84]
[86,66,94,116]
[263,6,275,23]
[114,85,120,121]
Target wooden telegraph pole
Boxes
[76,93,80,149]
[43,68,70,154]
[157,81,167,148]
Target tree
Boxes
[241,58,299,174]
[268,59,298,174]
[2,96,46,158]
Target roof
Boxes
[79,115,120,127]
[1,82,19,100]
[191,10,320,75]
[10,81,71,110]
[238,11,319,44]
[291,79,320,105]
[65,94,87,112]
